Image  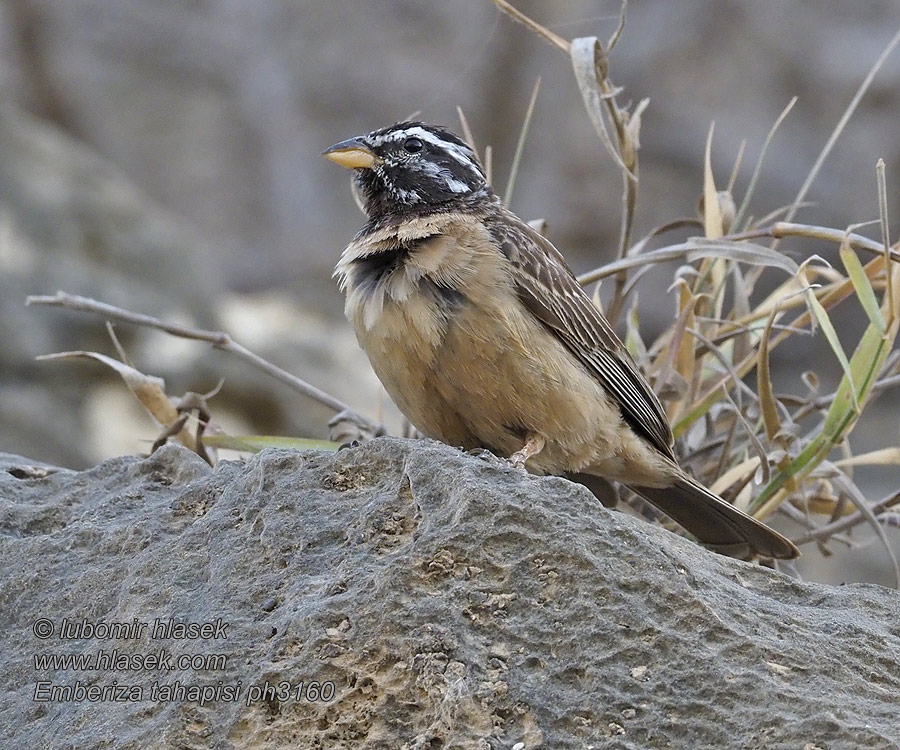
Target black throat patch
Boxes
[350,245,408,284]
[349,235,468,313]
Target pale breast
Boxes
[335,216,492,446]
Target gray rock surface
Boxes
[2,439,898,748]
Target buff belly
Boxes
[350,281,672,486]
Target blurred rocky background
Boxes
[0,0,898,583]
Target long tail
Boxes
[630,475,799,560]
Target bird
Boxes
[323,121,799,561]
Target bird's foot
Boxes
[508,433,546,471]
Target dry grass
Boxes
[490,0,900,577]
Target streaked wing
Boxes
[487,210,675,459]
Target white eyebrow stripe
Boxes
[377,126,477,168]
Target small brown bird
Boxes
[324,122,798,560]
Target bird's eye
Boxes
[403,137,424,154]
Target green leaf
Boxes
[840,243,885,332]
[801,266,857,410]
[203,435,341,453]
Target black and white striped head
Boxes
[323,122,489,220]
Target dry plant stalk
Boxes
[491,0,645,324]
[490,0,900,575]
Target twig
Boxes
[105,321,131,365]
[489,0,569,53]
[790,369,900,420]
[26,291,384,435]
[505,76,541,205]
[878,159,894,317]
[733,222,900,261]
[790,490,900,545]
[732,97,797,230]
[577,221,899,287]
[490,0,641,326]
[727,138,746,194]
[456,106,477,156]
[606,0,628,53]
[568,32,642,325]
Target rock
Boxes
[1,439,898,748]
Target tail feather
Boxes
[630,476,799,560]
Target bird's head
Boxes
[323,121,490,221]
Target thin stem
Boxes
[733,97,797,230]
[576,221,898,287]
[790,490,900,544]
[782,26,900,226]
[26,291,383,434]
[490,0,569,53]
[505,76,542,205]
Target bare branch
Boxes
[26,291,384,435]
[783,25,900,226]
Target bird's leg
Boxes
[509,433,546,470]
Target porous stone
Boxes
[1,439,898,748]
